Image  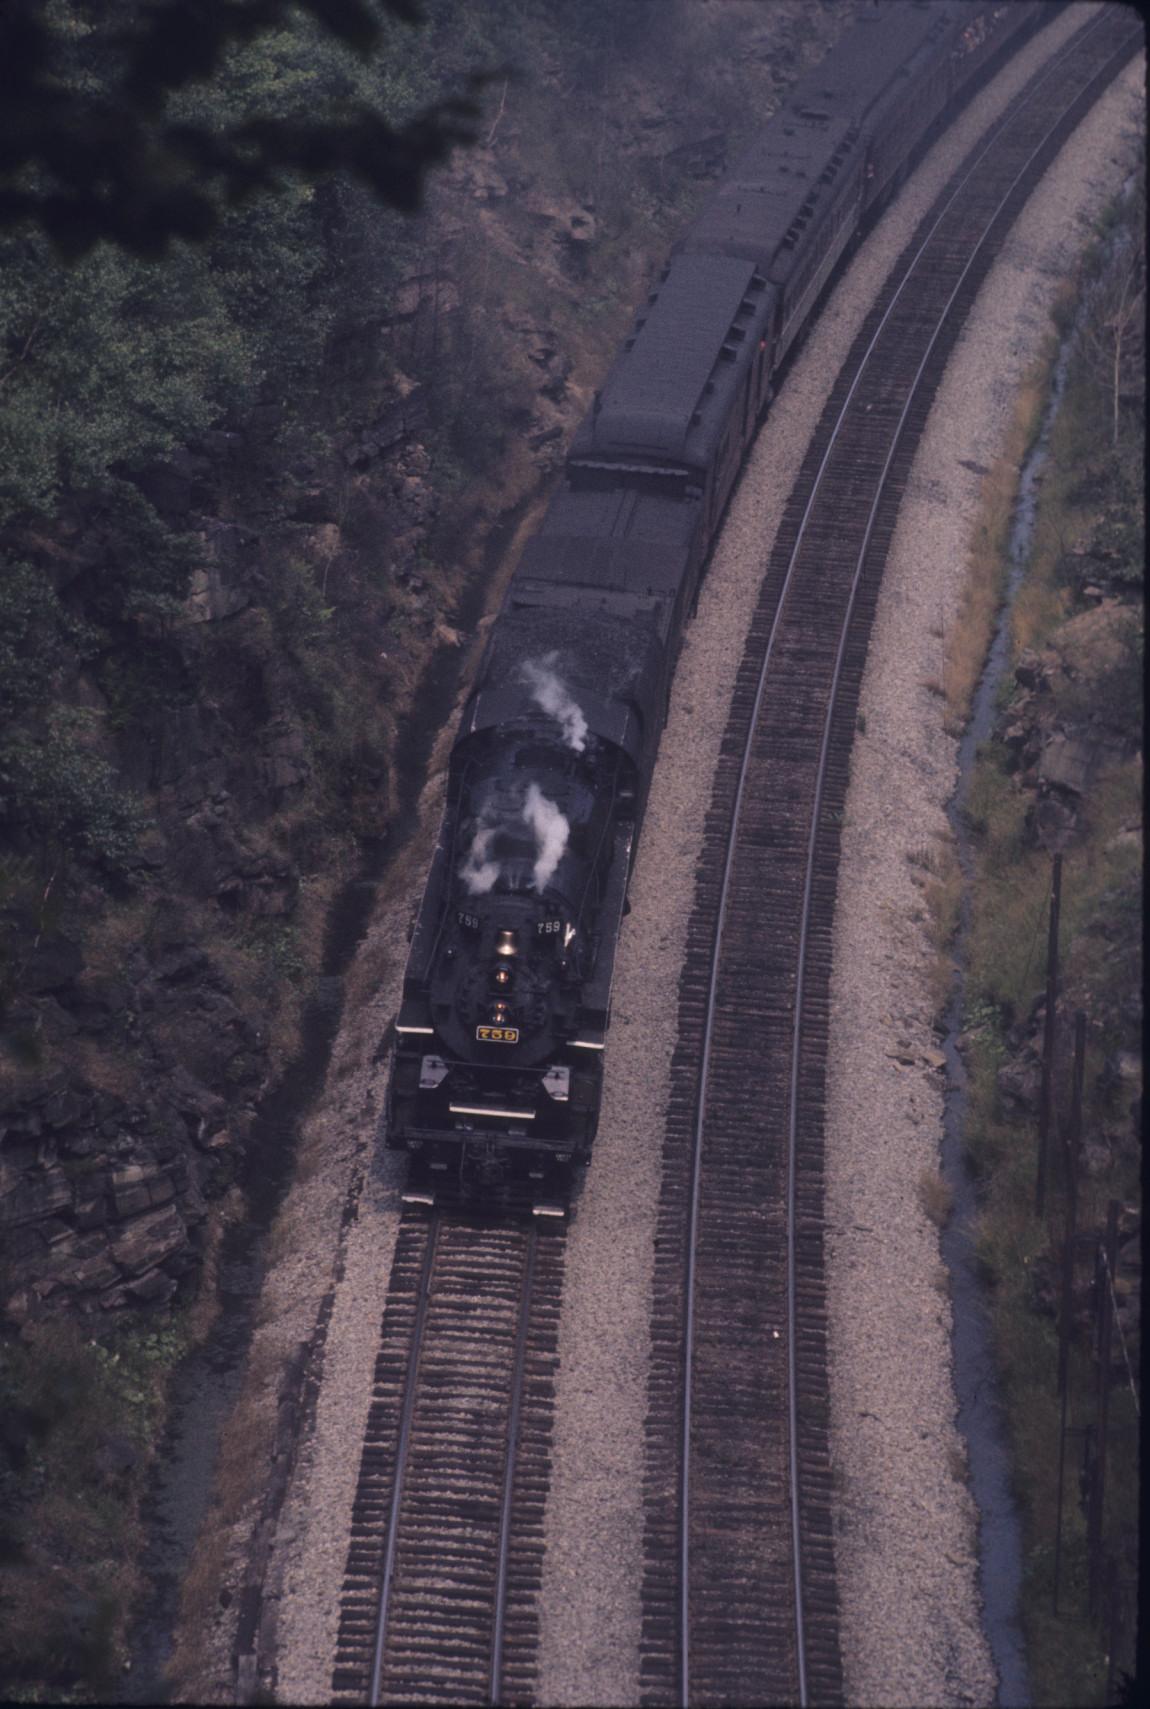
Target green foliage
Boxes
[0,560,95,721]
[0,1315,186,1695]
[0,231,253,522]
[79,481,198,626]
[2,0,481,259]
[0,720,148,872]
[97,638,191,730]
[266,556,336,648]
[242,918,307,988]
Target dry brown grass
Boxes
[946,1439,970,1485]
[917,1166,954,1230]
[910,830,965,1016]
[941,353,1054,731]
[82,894,154,978]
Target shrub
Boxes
[917,1167,954,1229]
[0,726,148,874]
[0,560,97,723]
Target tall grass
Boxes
[940,359,1053,734]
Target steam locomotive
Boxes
[388,0,1045,1214]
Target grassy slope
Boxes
[954,188,1142,1704]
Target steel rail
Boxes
[783,16,1123,1698]
[489,1224,539,1706]
[369,1211,439,1706]
[360,1212,541,1707]
[677,10,1122,1706]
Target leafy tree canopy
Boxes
[0,0,484,259]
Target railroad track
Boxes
[640,10,1143,1706]
[331,1211,563,1706]
[306,15,1140,1709]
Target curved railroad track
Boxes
[330,1211,563,1706]
[639,9,1143,1706]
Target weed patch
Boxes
[954,169,1143,1701]
[917,1168,954,1230]
[0,1317,187,1697]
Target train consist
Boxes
[387,0,1043,1214]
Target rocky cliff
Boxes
[1,0,844,1326]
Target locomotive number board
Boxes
[476,1025,520,1044]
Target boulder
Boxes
[60,975,130,1037]
[74,1190,110,1231]
[1,1167,73,1229]
[996,1054,1042,1115]
[1051,603,1139,689]
[109,1203,186,1276]
[345,388,429,468]
[22,934,84,995]
[111,1162,176,1219]
[168,1068,228,1135]
[125,1267,178,1305]
[1014,648,1053,692]
[1038,730,1094,796]
[183,558,251,625]
[65,1247,123,1295]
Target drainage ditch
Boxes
[938,323,1078,1709]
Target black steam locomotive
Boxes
[388,0,1044,1214]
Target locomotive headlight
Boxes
[419,1055,448,1089]
[495,928,518,957]
[542,1065,570,1102]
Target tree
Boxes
[1078,192,1146,449]
[0,0,484,260]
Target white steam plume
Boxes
[459,823,500,895]
[520,653,588,753]
[522,783,569,891]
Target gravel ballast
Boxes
[538,16,1142,1707]
[183,14,1143,1705]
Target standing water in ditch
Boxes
[939,328,1078,1709]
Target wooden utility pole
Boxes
[1087,1199,1120,1617]
[1035,852,1062,1217]
[1053,1009,1086,1612]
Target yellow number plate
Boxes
[476,1025,520,1044]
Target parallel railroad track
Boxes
[640,9,1143,1706]
[331,1212,563,1706]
